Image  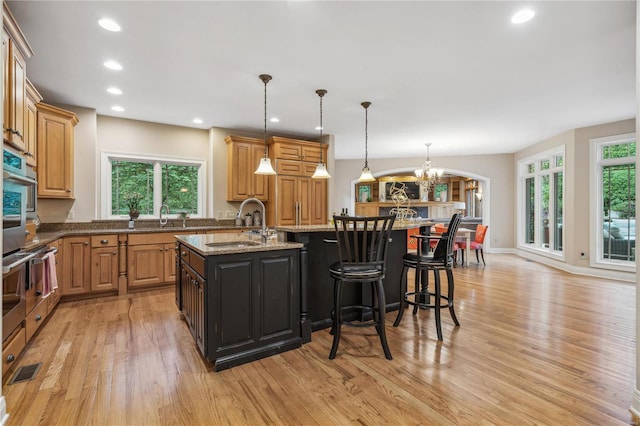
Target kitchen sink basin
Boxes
[205,241,263,248]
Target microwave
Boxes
[3,147,37,254]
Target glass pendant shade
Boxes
[255,74,276,176]
[312,162,331,179]
[358,166,375,182]
[312,89,331,179]
[255,157,276,175]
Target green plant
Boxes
[125,192,144,212]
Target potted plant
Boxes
[125,192,144,219]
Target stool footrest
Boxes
[403,291,453,309]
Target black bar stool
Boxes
[328,214,396,360]
[393,213,462,340]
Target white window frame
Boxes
[517,146,565,260]
[100,151,206,219]
[589,133,636,272]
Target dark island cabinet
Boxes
[176,244,301,371]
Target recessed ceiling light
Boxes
[192,118,203,124]
[270,117,280,123]
[111,106,124,112]
[511,9,535,24]
[98,18,121,32]
[107,87,122,95]
[103,60,123,70]
[315,126,323,131]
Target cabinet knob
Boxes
[113,251,117,255]
[6,354,15,363]
[100,239,108,244]
[35,291,42,296]
[35,314,42,321]
[181,252,187,257]
[66,189,72,193]
[84,242,89,245]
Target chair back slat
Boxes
[432,213,462,265]
[333,214,396,274]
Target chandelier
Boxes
[415,142,443,192]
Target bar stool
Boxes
[328,214,396,360]
[393,213,462,340]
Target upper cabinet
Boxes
[36,103,79,198]
[225,136,269,202]
[24,79,42,167]
[2,3,33,152]
[266,137,328,227]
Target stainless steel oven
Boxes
[2,250,35,341]
[3,146,37,255]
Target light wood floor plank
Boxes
[2,254,635,425]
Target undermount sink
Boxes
[205,241,263,248]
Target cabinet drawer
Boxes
[303,163,319,177]
[26,300,48,341]
[189,250,205,277]
[277,160,303,176]
[2,327,26,376]
[91,234,118,248]
[128,233,176,245]
[273,144,302,160]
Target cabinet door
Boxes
[163,243,176,283]
[194,273,205,355]
[276,175,298,226]
[91,247,118,292]
[127,244,165,288]
[24,82,38,167]
[61,236,91,296]
[310,179,327,225]
[297,177,311,225]
[37,106,76,198]
[3,34,26,151]
[226,138,269,202]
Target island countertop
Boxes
[175,233,303,256]
[275,220,433,233]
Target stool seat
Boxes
[329,262,383,280]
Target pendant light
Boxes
[358,101,375,182]
[312,89,331,179]
[255,74,277,175]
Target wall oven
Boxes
[3,146,37,255]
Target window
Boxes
[101,153,205,219]
[518,148,564,256]
[591,134,635,268]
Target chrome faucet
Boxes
[159,204,169,227]
[239,198,267,243]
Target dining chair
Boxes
[458,224,488,265]
[393,213,462,341]
[328,214,396,360]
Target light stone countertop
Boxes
[275,220,433,233]
[176,233,303,256]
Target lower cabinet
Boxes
[177,244,301,371]
[128,233,176,289]
[62,235,119,296]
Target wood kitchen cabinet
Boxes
[2,4,32,152]
[24,78,42,167]
[225,135,269,202]
[90,235,119,292]
[36,102,78,198]
[61,236,91,296]
[128,233,177,289]
[266,137,328,227]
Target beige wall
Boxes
[333,154,515,249]
[514,118,635,270]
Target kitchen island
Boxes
[175,233,303,371]
[277,221,429,343]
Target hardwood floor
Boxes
[3,254,635,425]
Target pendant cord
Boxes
[364,106,369,168]
[320,94,323,164]
[263,80,268,157]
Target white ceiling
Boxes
[7,1,636,160]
